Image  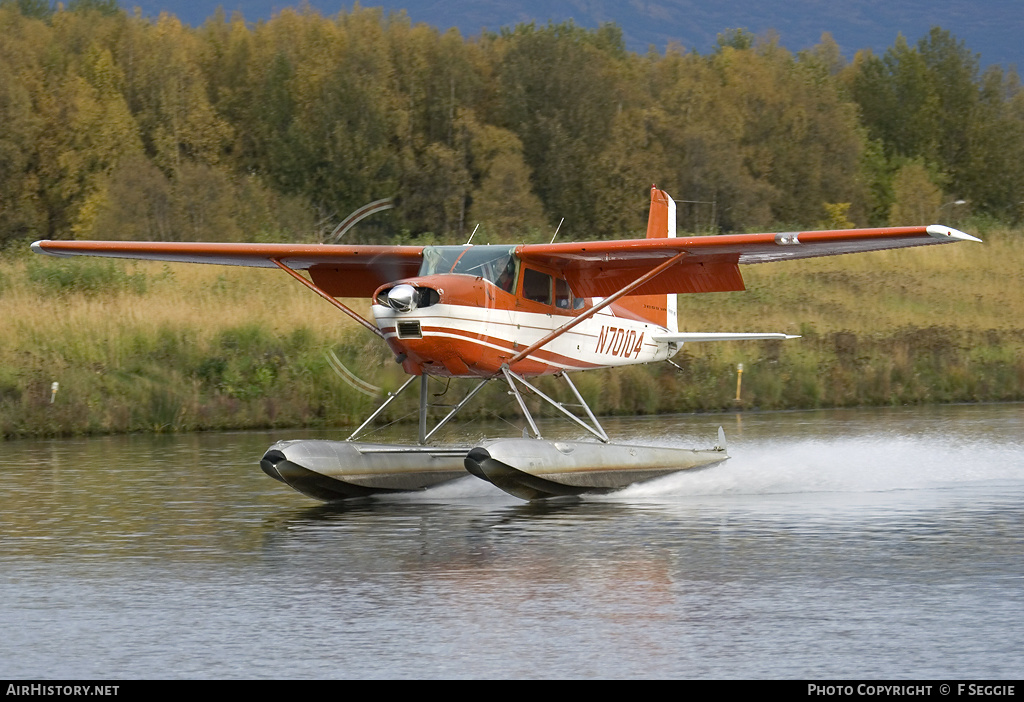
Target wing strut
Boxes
[270,259,384,339]
[506,251,688,367]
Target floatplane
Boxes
[32,187,980,500]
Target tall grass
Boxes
[1,226,1021,438]
[1,256,380,436]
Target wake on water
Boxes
[605,436,1024,527]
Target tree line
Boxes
[2,0,1022,249]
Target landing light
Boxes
[387,284,417,312]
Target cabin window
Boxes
[523,268,552,304]
[555,278,572,309]
[554,277,587,310]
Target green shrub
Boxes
[27,258,147,296]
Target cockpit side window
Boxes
[523,268,552,304]
[419,246,465,276]
[495,256,517,292]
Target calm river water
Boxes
[1,404,1021,679]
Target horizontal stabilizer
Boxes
[651,332,800,343]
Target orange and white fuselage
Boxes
[373,273,676,378]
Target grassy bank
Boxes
[1,226,1022,438]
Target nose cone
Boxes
[387,283,417,311]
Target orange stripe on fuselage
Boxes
[393,327,604,377]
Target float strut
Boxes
[347,375,418,442]
[502,367,542,438]
[561,372,609,442]
[423,378,491,443]
[419,374,429,444]
[501,367,608,442]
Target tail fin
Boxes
[646,186,677,240]
[616,186,679,332]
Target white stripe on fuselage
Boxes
[373,303,673,369]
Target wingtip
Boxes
[31,240,83,257]
[927,225,982,243]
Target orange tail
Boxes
[615,186,678,331]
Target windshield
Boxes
[419,245,517,292]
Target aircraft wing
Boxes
[30,240,424,297]
[517,225,980,297]
[32,224,979,299]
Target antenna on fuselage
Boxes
[465,223,480,245]
[549,217,565,244]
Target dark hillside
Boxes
[125,0,1024,68]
